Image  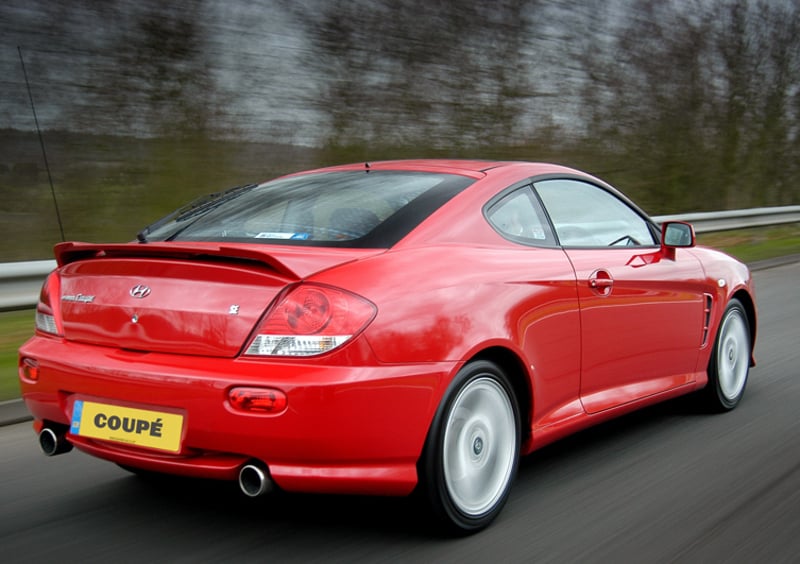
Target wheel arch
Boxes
[731,288,757,366]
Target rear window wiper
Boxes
[137,183,257,243]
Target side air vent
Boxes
[701,294,713,346]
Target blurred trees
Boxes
[291,0,800,211]
[288,0,538,150]
[2,1,215,136]
[575,0,800,212]
[92,3,219,137]
[1,0,799,260]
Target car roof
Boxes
[287,159,586,180]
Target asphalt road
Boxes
[2,262,799,563]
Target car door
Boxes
[534,178,708,414]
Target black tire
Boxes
[419,360,521,535]
[701,298,751,411]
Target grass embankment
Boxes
[698,224,800,264]
[0,309,34,401]
[2,224,799,402]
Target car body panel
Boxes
[57,257,287,356]
[19,335,452,495]
[565,246,708,413]
[316,244,584,431]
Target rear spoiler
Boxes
[54,241,301,280]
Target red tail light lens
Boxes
[285,287,332,334]
[35,272,62,336]
[245,284,376,357]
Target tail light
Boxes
[35,272,62,336]
[245,283,376,357]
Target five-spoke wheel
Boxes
[420,360,520,534]
[702,298,751,411]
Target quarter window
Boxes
[486,187,555,246]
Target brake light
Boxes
[245,284,376,357]
[35,272,62,336]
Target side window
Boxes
[486,187,555,246]
[534,179,656,247]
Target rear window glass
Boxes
[143,171,475,248]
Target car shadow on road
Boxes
[103,393,718,541]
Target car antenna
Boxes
[18,46,65,242]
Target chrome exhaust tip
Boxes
[238,462,273,497]
[39,427,73,456]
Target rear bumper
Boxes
[19,336,455,496]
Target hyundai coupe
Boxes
[19,159,756,533]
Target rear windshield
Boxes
[142,171,475,248]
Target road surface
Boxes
[2,262,798,562]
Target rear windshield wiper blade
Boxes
[137,183,257,243]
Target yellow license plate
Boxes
[70,400,184,453]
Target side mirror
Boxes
[661,221,695,259]
[662,221,695,247]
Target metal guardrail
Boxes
[652,205,800,233]
[1,205,798,311]
[0,259,57,312]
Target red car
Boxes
[19,160,756,533]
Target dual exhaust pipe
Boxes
[38,425,273,497]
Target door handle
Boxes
[588,270,613,295]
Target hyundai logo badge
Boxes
[130,284,151,298]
